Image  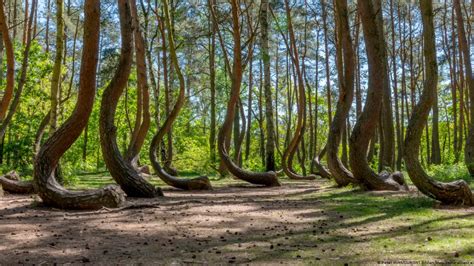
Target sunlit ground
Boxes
[1,172,474,264]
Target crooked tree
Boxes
[326,0,357,186]
[280,0,316,180]
[99,0,162,198]
[349,0,407,191]
[455,0,474,175]
[212,0,280,187]
[34,0,126,209]
[125,0,151,169]
[149,0,212,190]
[404,0,474,206]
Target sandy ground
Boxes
[1,179,470,265]
[0,180,343,265]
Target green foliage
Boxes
[426,163,473,185]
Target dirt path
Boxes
[1,180,472,264]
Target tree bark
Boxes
[313,145,331,179]
[156,11,177,176]
[281,0,316,180]
[99,0,162,198]
[34,111,51,157]
[375,0,396,171]
[0,0,35,141]
[34,0,126,209]
[404,0,474,206]
[321,0,332,125]
[326,0,358,187]
[0,171,34,194]
[260,0,275,171]
[454,0,474,175]
[149,0,211,190]
[208,0,217,166]
[126,0,151,167]
[350,0,407,191]
[0,0,14,122]
[214,0,280,186]
[50,0,63,133]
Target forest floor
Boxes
[1,174,474,264]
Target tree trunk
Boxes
[0,0,14,122]
[0,0,34,141]
[208,0,217,166]
[126,0,151,167]
[431,90,441,164]
[50,0,63,133]
[34,111,51,157]
[156,9,177,176]
[34,0,126,209]
[404,0,473,206]
[375,0,396,171]
[321,0,332,125]
[454,0,474,175]
[281,0,316,180]
[326,0,358,187]
[260,0,275,171]
[99,0,162,198]
[149,0,211,190]
[245,52,253,161]
[349,0,407,191]
[213,0,280,186]
[0,171,34,194]
[257,60,265,167]
[313,145,331,179]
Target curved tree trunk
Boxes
[149,0,211,191]
[99,0,162,198]
[326,0,358,187]
[215,0,280,187]
[34,0,126,210]
[404,0,474,206]
[0,0,14,121]
[156,12,178,177]
[0,171,34,194]
[125,0,151,168]
[455,0,474,175]
[281,0,316,181]
[349,0,407,191]
[313,145,331,179]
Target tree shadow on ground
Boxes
[1,180,474,264]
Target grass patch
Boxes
[66,172,474,264]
